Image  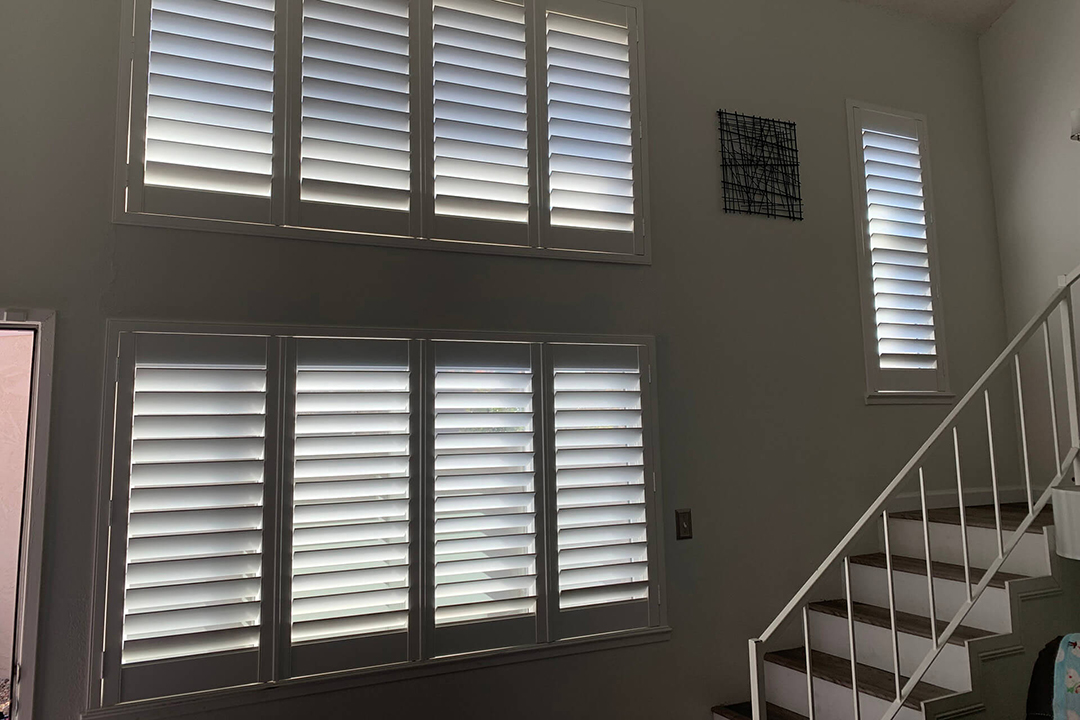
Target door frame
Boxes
[0,309,55,720]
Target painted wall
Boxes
[0,331,33,684]
[0,0,1009,717]
[981,0,1080,332]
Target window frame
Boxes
[87,320,668,718]
[845,100,953,405]
[110,0,652,265]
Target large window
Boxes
[93,325,664,708]
[847,101,950,402]
[115,0,649,260]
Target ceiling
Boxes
[846,0,1017,31]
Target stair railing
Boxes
[749,264,1080,720]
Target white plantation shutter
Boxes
[428,0,534,246]
[298,0,418,234]
[107,333,274,703]
[138,0,278,222]
[851,105,947,395]
[550,343,653,638]
[287,338,416,675]
[429,342,539,654]
[539,0,641,255]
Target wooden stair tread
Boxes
[765,648,952,709]
[809,599,994,645]
[712,702,808,720]
[850,552,1025,588]
[891,503,1053,534]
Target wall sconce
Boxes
[1073,109,1080,141]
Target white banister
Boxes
[748,265,1080,720]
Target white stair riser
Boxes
[765,660,923,720]
[809,610,971,692]
[889,518,1050,578]
[850,564,1011,634]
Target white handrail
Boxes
[748,265,1080,720]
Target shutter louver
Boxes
[859,117,938,372]
[553,348,647,612]
[432,344,537,628]
[122,351,267,665]
[431,0,531,227]
[544,11,634,235]
[300,0,412,212]
[290,342,412,645]
[145,0,276,197]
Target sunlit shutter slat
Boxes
[122,351,268,665]
[290,342,412,644]
[553,348,647,611]
[433,344,537,627]
[145,0,276,196]
[301,0,412,211]
[432,0,531,226]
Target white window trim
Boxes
[0,309,55,720]
[110,0,653,265]
[846,99,954,406]
[86,320,669,718]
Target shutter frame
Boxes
[547,342,659,640]
[291,0,423,237]
[848,101,950,399]
[536,0,645,256]
[422,0,541,248]
[103,332,277,704]
[285,336,417,677]
[129,0,284,224]
[426,340,541,656]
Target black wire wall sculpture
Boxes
[717,110,804,221]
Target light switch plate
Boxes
[675,509,692,540]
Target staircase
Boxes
[717,266,1080,720]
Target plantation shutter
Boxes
[134,0,280,223]
[428,341,541,655]
[297,0,419,235]
[286,337,417,675]
[853,106,946,394]
[539,0,642,255]
[427,0,535,247]
[549,343,655,638]
[106,333,276,703]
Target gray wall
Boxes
[981,0,1080,332]
[0,0,1008,717]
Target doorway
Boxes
[0,311,54,720]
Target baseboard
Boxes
[891,486,1030,512]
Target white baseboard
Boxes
[891,485,1030,512]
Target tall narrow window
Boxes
[105,334,273,704]
[550,343,651,638]
[849,103,948,399]
[430,342,538,654]
[429,0,533,246]
[298,0,415,234]
[140,0,277,221]
[287,338,415,675]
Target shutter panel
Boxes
[429,0,533,247]
[430,341,538,654]
[113,334,271,702]
[854,107,945,393]
[288,338,414,675]
[140,0,278,221]
[540,0,641,255]
[298,0,416,235]
[550,343,652,638]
